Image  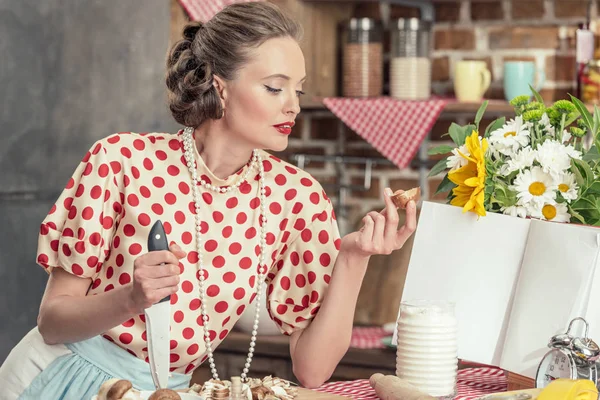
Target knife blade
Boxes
[145,220,171,390]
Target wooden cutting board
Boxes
[296,388,350,399]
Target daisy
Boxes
[488,116,531,157]
[446,144,469,171]
[555,172,578,202]
[499,147,536,176]
[513,166,557,207]
[528,202,571,223]
[539,113,556,137]
[501,204,529,218]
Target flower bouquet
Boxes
[429,87,600,225]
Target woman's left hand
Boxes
[339,187,417,261]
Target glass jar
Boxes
[342,18,383,97]
[582,59,600,104]
[389,18,432,100]
[396,300,458,399]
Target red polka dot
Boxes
[127,194,139,207]
[119,333,133,344]
[103,216,114,230]
[151,203,164,215]
[170,354,180,363]
[68,206,77,220]
[182,231,192,244]
[222,226,232,238]
[245,227,257,239]
[281,277,291,290]
[212,256,225,268]
[187,344,199,355]
[295,274,306,288]
[301,178,313,187]
[226,197,238,208]
[200,221,208,234]
[334,238,341,250]
[138,213,150,226]
[311,290,319,303]
[239,182,252,194]
[308,271,317,284]
[98,164,109,177]
[285,165,298,174]
[277,304,288,315]
[319,230,330,244]
[301,229,312,242]
[324,274,331,284]
[183,327,194,340]
[110,161,122,174]
[223,272,236,283]
[270,203,282,214]
[121,147,132,158]
[174,211,186,224]
[236,305,246,316]
[202,192,213,205]
[294,219,306,231]
[249,197,260,209]
[81,207,93,220]
[163,222,172,235]
[219,329,229,340]
[178,182,190,195]
[169,139,180,151]
[239,257,252,269]
[156,150,167,160]
[188,251,199,263]
[123,224,135,237]
[167,165,180,176]
[263,160,272,172]
[165,193,177,205]
[71,263,83,276]
[290,252,300,266]
[106,267,114,279]
[143,158,154,170]
[174,311,184,323]
[236,212,247,224]
[285,189,297,200]
[266,233,275,245]
[119,273,131,285]
[229,242,241,255]
[207,284,220,297]
[292,202,303,214]
[131,166,140,179]
[275,174,287,185]
[234,287,246,299]
[139,186,151,198]
[133,139,145,151]
[87,256,99,269]
[215,301,228,313]
[182,280,193,293]
[310,192,320,204]
[209,211,222,223]
[189,298,201,311]
[303,251,314,264]
[170,340,178,350]
[320,253,331,267]
[129,243,142,255]
[152,177,165,188]
[75,184,85,198]
[205,240,218,252]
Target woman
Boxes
[0,2,416,399]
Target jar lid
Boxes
[392,18,431,32]
[347,18,381,31]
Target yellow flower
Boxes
[448,131,488,216]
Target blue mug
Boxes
[503,61,545,101]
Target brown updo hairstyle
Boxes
[166,1,303,128]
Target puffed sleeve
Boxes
[36,138,122,278]
[266,201,341,335]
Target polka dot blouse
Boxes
[36,130,341,374]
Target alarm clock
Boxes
[535,317,600,389]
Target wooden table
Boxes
[296,388,348,399]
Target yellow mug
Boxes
[454,60,492,102]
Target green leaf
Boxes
[583,145,600,162]
[474,100,488,132]
[484,117,506,138]
[428,145,455,155]
[570,94,594,131]
[572,160,586,188]
[435,174,456,195]
[565,111,581,128]
[428,157,449,177]
[448,123,465,146]
[530,84,545,104]
[584,181,600,196]
[573,158,595,187]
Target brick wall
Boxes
[276,0,596,234]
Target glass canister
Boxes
[582,59,600,104]
[342,18,383,97]
[390,18,432,100]
[396,300,458,399]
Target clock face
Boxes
[536,349,575,388]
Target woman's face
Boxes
[221,36,305,152]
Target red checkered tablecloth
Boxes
[315,367,507,399]
[323,97,449,169]
[178,0,259,22]
[350,326,389,349]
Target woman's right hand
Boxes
[128,243,186,313]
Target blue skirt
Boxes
[18,333,192,400]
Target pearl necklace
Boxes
[182,126,268,382]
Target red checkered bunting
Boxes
[350,326,389,349]
[322,97,449,169]
[315,367,507,399]
[178,0,259,22]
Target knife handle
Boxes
[148,220,171,304]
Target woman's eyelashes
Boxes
[264,85,305,97]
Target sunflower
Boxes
[448,131,488,216]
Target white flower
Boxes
[513,166,557,207]
[539,113,556,137]
[528,202,571,223]
[555,172,579,202]
[535,140,580,178]
[499,147,536,176]
[501,204,529,218]
[446,144,469,171]
[488,116,531,156]
[562,130,572,144]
